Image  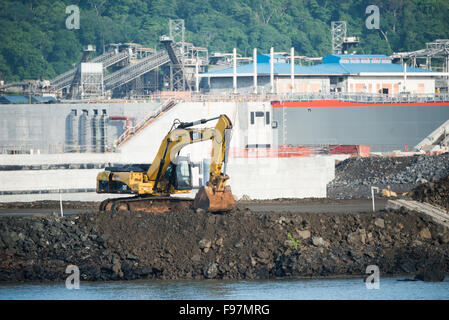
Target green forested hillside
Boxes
[1,0,448,81]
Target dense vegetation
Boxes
[1,0,448,81]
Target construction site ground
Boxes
[0,198,387,216]
[0,198,448,282]
[1,153,448,283]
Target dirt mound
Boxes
[1,204,449,282]
[411,175,449,211]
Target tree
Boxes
[0,0,448,81]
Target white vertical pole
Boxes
[403,63,407,93]
[59,189,64,217]
[195,58,199,93]
[371,186,379,212]
[290,47,294,95]
[444,56,449,93]
[270,47,274,94]
[58,152,64,217]
[233,48,237,94]
[253,48,257,94]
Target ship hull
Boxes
[272,100,449,152]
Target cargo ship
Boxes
[202,53,449,153]
[271,97,449,152]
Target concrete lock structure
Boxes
[0,100,336,202]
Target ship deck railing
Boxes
[139,92,449,104]
[55,92,449,104]
[160,93,449,103]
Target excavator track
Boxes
[99,196,194,213]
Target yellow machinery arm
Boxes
[147,114,233,196]
[97,114,235,212]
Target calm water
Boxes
[1,277,449,300]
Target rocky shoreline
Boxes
[1,203,448,282]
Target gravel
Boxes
[327,153,449,198]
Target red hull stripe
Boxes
[271,100,449,108]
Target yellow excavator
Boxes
[96,114,235,213]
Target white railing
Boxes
[113,98,177,147]
[110,91,449,104]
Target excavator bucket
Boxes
[194,185,235,212]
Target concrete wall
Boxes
[227,156,334,199]
[118,101,275,162]
[0,155,335,202]
[118,101,242,163]
[0,101,335,201]
[0,169,101,192]
[0,102,160,154]
[0,152,127,202]
[0,153,123,166]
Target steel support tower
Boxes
[331,21,359,55]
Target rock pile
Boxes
[1,205,448,282]
[0,214,110,281]
[411,175,449,211]
[327,153,449,198]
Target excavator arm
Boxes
[147,114,235,212]
[146,114,232,192]
[97,114,235,213]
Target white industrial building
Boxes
[201,52,443,95]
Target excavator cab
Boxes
[97,158,193,194]
[163,157,193,191]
